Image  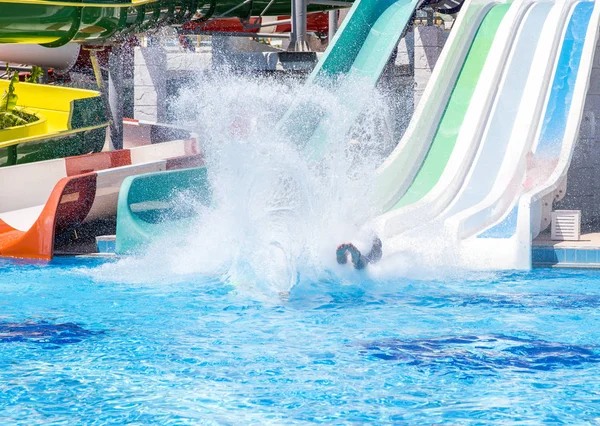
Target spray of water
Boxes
[89,70,400,298]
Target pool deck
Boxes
[533,232,600,268]
[96,235,117,254]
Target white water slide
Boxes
[368,0,600,269]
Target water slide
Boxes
[0,0,351,47]
[115,167,210,254]
[366,0,513,233]
[278,0,423,155]
[0,137,202,259]
[371,0,600,270]
[0,79,108,167]
[446,0,600,269]
[0,0,352,163]
[111,0,425,251]
[0,0,352,187]
[372,0,540,233]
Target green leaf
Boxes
[1,70,19,112]
[26,66,43,84]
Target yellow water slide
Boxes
[0,78,108,167]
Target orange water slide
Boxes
[0,140,203,260]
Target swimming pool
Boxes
[1,257,600,424]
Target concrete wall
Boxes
[414,26,447,107]
[134,41,167,122]
[554,37,600,232]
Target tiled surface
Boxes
[96,236,116,254]
[532,232,600,268]
[533,246,600,267]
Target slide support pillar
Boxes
[89,48,114,149]
[109,45,124,150]
[328,9,339,42]
[289,0,309,51]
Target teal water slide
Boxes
[115,167,210,254]
[279,0,422,155]
[311,0,421,83]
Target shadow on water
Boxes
[0,321,104,346]
[403,293,600,310]
[361,335,600,372]
[290,278,600,311]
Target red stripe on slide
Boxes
[182,139,200,155]
[66,150,132,176]
[54,174,98,235]
[0,173,97,260]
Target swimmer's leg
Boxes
[337,243,368,270]
[336,244,350,265]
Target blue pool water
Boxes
[2,258,600,424]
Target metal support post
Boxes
[89,48,115,150]
[41,68,49,84]
[328,9,339,42]
[289,0,309,51]
[108,46,124,150]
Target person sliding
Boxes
[336,237,382,270]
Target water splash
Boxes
[89,71,399,298]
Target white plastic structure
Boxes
[373,0,508,213]
[376,0,544,238]
[0,43,80,74]
[551,210,581,241]
[364,0,600,270]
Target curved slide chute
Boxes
[0,138,202,259]
[111,0,426,253]
[115,167,211,254]
[0,44,81,74]
[0,79,108,167]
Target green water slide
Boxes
[279,0,422,152]
[391,4,509,209]
[0,0,352,46]
[115,167,210,254]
